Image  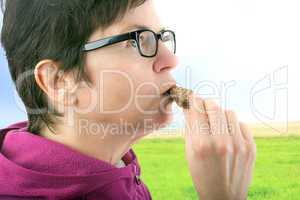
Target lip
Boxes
[161,82,177,96]
[161,91,175,105]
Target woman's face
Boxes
[76,0,178,135]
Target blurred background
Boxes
[0,0,299,199]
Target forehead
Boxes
[89,0,163,42]
[121,0,162,32]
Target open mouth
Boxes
[163,87,175,97]
[162,84,177,97]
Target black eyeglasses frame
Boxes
[82,29,176,58]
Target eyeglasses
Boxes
[82,29,176,58]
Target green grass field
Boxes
[133,137,300,200]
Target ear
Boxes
[34,60,78,110]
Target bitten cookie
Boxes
[169,86,193,109]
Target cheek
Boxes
[100,72,133,110]
[84,52,158,113]
[134,83,161,109]
[96,72,160,115]
[75,77,133,115]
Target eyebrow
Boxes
[122,24,166,33]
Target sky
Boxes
[155,0,300,131]
[1,0,300,131]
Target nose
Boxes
[152,41,178,73]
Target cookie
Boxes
[169,86,193,109]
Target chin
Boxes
[154,101,174,129]
[135,112,172,136]
[157,114,173,129]
[134,98,174,135]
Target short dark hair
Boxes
[1,0,146,134]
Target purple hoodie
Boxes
[0,121,152,200]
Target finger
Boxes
[183,94,210,138]
[204,99,229,135]
[225,110,242,137]
[239,122,255,143]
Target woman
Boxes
[0,0,256,199]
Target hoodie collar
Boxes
[0,121,140,198]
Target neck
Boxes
[39,119,138,166]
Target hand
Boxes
[183,95,256,200]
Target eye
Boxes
[126,39,138,48]
[162,33,172,42]
[139,34,145,42]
